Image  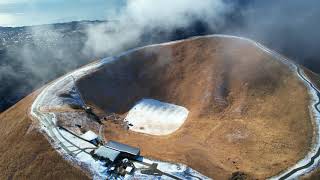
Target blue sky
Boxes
[0,0,126,27]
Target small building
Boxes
[93,146,121,163]
[80,130,101,145]
[105,140,140,159]
[93,140,140,163]
[81,130,98,141]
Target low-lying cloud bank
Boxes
[84,0,320,72]
[83,0,233,56]
[230,0,320,72]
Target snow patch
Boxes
[124,99,189,136]
[81,130,99,141]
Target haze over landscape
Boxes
[1,0,320,112]
[1,0,320,180]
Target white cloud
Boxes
[84,0,231,55]
[0,13,16,26]
[0,0,39,4]
[0,0,25,4]
[122,0,227,28]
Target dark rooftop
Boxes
[105,140,140,156]
[94,146,120,162]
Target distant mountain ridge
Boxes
[0,20,106,112]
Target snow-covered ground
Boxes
[124,99,189,135]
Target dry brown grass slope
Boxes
[301,68,320,180]
[0,92,89,180]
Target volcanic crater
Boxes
[73,37,313,179]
